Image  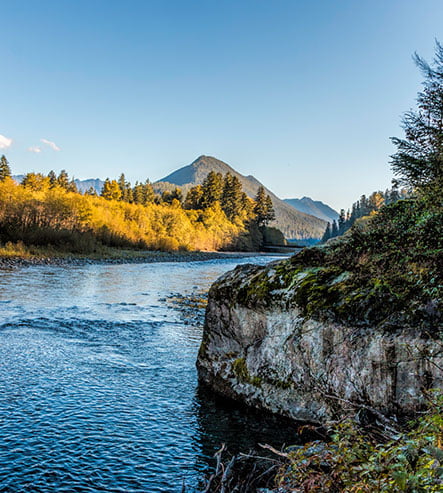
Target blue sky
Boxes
[1,0,442,210]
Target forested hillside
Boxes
[0,159,279,255]
[321,187,411,241]
[156,155,327,239]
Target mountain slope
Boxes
[156,155,327,239]
[74,178,104,194]
[284,197,339,223]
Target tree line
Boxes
[0,156,278,253]
[99,170,275,226]
[321,188,411,242]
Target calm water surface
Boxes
[0,256,297,492]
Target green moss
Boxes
[232,357,262,387]
[218,198,442,331]
[291,267,342,317]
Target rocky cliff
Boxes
[197,256,443,423]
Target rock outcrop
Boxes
[197,259,443,423]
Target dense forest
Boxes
[321,187,411,241]
[0,159,280,255]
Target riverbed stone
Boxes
[197,261,443,423]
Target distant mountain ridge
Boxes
[74,178,104,194]
[13,175,104,194]
[156,155,327,240]
[284,197,339,223]
[12,157,329,240]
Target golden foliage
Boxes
[0,178,243,253]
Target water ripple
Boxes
[0,257,296,492]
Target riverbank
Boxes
[0,248,287,268]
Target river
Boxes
[0,256,298,492]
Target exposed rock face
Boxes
[197,261,443,423]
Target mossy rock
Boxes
[232,358,262,387]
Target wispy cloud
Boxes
[41,138,61,151]
[0,134,12,149]
[28,146,42,153]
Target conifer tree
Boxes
[67,179,78,193]
[322,222,332,242]
[241,192,254,218]
[118,173,130,201]
[57,170,70,189]
[264,195,275,224]
[201,171,223,208]
[254,186,268,224]
[162,187,182,205]
[0,155,11,181]
[132,182,145,204]
[331,220,339,237]
[391,41,443,200]
[48,170,57,188]
[144,180,155,203]
[184,185,203,210]
[101,178,122,200]
[222,173,243,221]
[338,209,346,234]
[22,172,50,191]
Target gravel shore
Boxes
[0,251,274,268]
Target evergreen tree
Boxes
[389,188,400,203]
[126,187,134,203]
[359,195,369,216]
[201,171,223,208]
[222,173,243,221]
[322,222,332,242]
[22,172,50,191]
[132,182,145,204]
[67,179,78,193]
[101,178,122,200]
[0,155,11,181]
[254,186,268,225]
[144,180,155,203]
[391,41,443,200]
[331,220,339,237]
[57,170,70,189]
[118,173,130,201]
[241,192,254,218]
[338,209,346,234]
[162,188,182,205]
[47,170,57,188]
[184,185,203,210]
[264,195,276,224]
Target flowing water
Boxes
[0,256,298,492]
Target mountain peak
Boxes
[156,156,327,240]
[158,155,238,186]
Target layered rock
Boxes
[197,260,443,423]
